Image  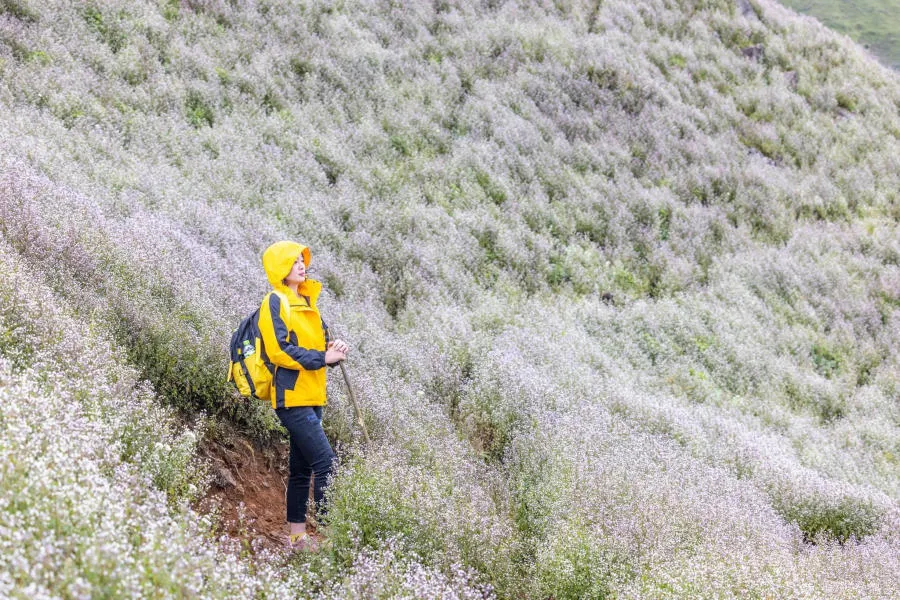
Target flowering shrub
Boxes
[1,0,899,597]
[316,538,495,600]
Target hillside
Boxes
[1,0,899,598]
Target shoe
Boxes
[287,531,320,553]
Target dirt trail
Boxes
[198,431,297,553]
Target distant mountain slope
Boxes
[1,0,898,597]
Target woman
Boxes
[258,240,349,551]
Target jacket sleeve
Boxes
[259,293,326,371]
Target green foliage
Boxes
[83,6,127,53]
[784,379,846,423]
[784,494,883,544]
[201,138,220,158]
[535,529,621,600]
[811,343,841,379]
[289,56,313,78]
[547,254,571,289]
[609,258,668,299]
[574,206,611,246]
[214,67,231,85]
[0,301,39,371]
[261,88,284,114]
[53,98,85,129]
[95,279,282,444]
[668,54,686,69]
[0,0,36,22]
[185,91,215,128]
[475,170,507,205]
[423,45,443,64]
[323,271,345,298]
[162,0,179,21]
[836,91,859,112]
[390,134,411,156]
[657,206,672,241]
[325,457,442,564]
[461,388,519,464]
[314,151,342,185]
[476,228,502,265]
[739,129,782,163]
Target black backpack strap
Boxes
[240,357,256,397]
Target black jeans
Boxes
[275,406,335,524]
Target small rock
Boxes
[213,465,238,489]
[736,0,756,18]
[742,45,765,62]
[784,70,799,90]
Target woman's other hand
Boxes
[326,340,349,364]
[327,339,350,354]
[325,348,346,365]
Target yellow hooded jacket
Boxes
[258,241,330,409]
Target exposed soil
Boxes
[197,428,324,554]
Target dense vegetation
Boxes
[1,0,898,597]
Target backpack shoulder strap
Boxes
[273,290,290,322]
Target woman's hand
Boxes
[325,340,349,365]
[325,348,346,365]
[328,340,350,354]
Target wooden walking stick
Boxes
[339,361,371,445]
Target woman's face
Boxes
[284,256,306,286]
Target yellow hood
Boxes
[262,240,312,293]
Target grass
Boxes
[780,0,900,68]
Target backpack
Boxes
[227,291,288,401]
